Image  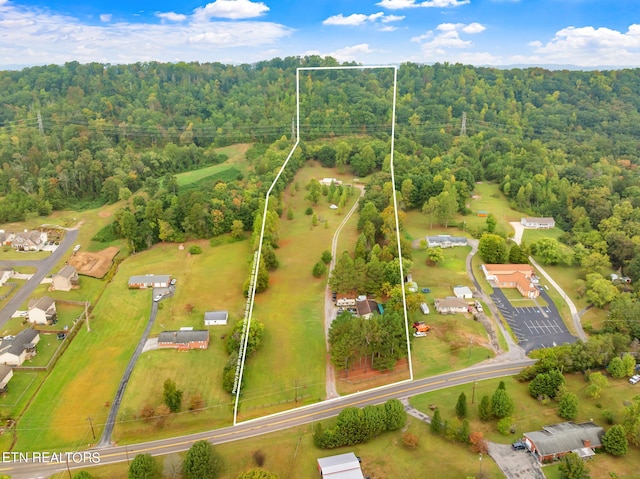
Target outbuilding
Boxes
[204,311,228,326]
[453,285,473,299]
[317,452,364,479]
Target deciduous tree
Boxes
[184,440,221,479]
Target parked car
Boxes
[57,333,67,340]
[512,440,527,450]
[170,278,177,285]
[153,294,163,302]
[413,331,427,337]
[629,374,640,385]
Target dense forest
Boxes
[2,57,640,314]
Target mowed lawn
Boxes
[410,374,640,479]
[114,240,250,443]
[238,162,361,416]
[60,417,503,479]
[175,143,252,187]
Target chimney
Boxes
[582,439,591,448]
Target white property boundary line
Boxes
[233,65,413,425]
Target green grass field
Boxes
[57,417,503,479]
[238,162,364,417]
[175,143,251,187]
[410,374,640,479]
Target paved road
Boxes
[324,185,365,399]
[0,359,534,479]
[0,228,79,328]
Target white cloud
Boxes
[0,2,291,67]
[156,12,188,22]
[524,24,640,66]
[99,14,112,23]
[193,0,269,21]
[323,12,403,27]
[413,22,485,53]
[305,44,375,63]
[377,0,469,10]
[379,25,397,32]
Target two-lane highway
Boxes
[0,358,534,479]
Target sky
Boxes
[0,0,639,69]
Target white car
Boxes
[413,331,427,338]
[153,294,163,302]
[629,375,640,385]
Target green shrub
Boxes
[189,245,203,254]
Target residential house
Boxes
[0,365,12,393]
[434,297,469,314]
[0,329,40,366]
[204,311,228,326]
[319,178,342,186]
[336,293,357,307]
[128,274,171,289]
[158,330,210,350]
[11,230,47,251]
[52,265,79,292]
[317,452,364,479]
[521,217,556,229]
[426,235,468,248]
[453,285,473,299]
[523,421,604,463]
[27,296,57,325]
[355,299,378,319]
[0,268,14,286]
[481,264,539,299]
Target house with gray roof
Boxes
[0,329,40,366]
[158,330,209,350]
[0,364,12,393]
[434,297,469,314]
[523,421,604,463]
[521,217,555,229]
[27,296,57,325]
[11,230,47,251]
[128,274,171,289]
[53,265,79,292]
[204,311,228,326]
[317,452,364,479]
[426,235,468,248]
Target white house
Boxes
[0,329,40,366]
[27,296,57,325]
[319,178,342,186]
[11,230,47,251]
[204,311,228,326]
[434,297,469,314]
[453,286,473,299]
[52,265,79,292]
[0,268,14,286]
[128,274,171,289]
[520,217,555,229]
[426,235,468,248]
[0,365,12,393]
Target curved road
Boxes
[1,358,535,479]
[0,228,79,328]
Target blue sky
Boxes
[0,0,639,68]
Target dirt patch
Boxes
[338,358,409,385]
[68,246,120,278]
[98,211,112,218]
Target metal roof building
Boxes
[317,453,364,479]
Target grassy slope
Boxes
[239,162,363,416]
[114,239,249,443]
[410,375,640,479]
[175,144,251,187]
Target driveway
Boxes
[492,289,576,353]
[487,442,545,479]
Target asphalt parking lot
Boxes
[491,288,576,353]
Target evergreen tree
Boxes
[184,440,221,479]
[163,378,183,413]
[455,392,468,419]
[128,454,158,479]
[430,408,443,434]
[478,395,492,421]
[602,425,628,456]
[491,387,514,419]
[558,392,578,420]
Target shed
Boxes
[453,286,473,299]
[477,210,488,217]
[204,311,228,326]
[317,452,364,479]
[420,303,430,315]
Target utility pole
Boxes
[66,455,72,479]
[460,111,467,136]
[472,378,477,404]
[37,111,44,135]
[87,416,96,440]
[84,301,91,332]
[291,117,295,141]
